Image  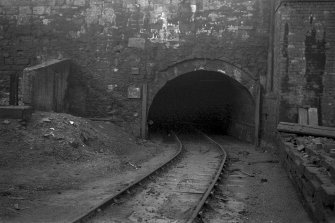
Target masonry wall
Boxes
[0,0,271,136]
[272,0,335,128]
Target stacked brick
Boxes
[278,133,335,222]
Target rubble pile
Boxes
[0,111,129,164]
[279,133,335,222]
[282,133,335,179]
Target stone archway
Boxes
[143,58,260,144]
[148,58,258,108]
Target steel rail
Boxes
[186,131,227,223]
[69,133,183,223]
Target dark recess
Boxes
[148,70,254,136]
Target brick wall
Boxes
[0,0,271,136]
[273,0,335,127]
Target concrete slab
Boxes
[299,108,308,125]
[0,106,33,120]
[308,108,318,126]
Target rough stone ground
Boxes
[201,136,312,223]
[0,112,178,223]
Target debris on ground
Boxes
[248,160,280,165]
[260,178,268,183]
[13,204,19,210]
[239,170,255,177]
[40,117,51,123]
[127,162,140,169]
[2,119,10,125]
[0,111,172,222]
[230,168,255,177]
[296,145,305,152]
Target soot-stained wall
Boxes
[148,71,255,142]
[0,0,270,136]
[272,0,335,127]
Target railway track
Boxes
[71,131,227,223]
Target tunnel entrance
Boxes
[148,70,256,142]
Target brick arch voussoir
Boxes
[148,58,258,108]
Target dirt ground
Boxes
[202,136,312,223]
[0,112,178,223]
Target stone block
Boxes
[55,0,65,5]
[304,178,320,198]
[33,6,50,15]
[4,7,19,15]
[73,0,86,6]
[19,6,32,15]
[323,143,335,153]
[33,6,45,14]
[128,38,145,49]
[317,185,335,208]
[4,58,13,65]
[304,166,319,183]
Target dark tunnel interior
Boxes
[148,71,255,140]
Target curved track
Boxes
[72,131,227,223]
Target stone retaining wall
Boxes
[277,133,335,222]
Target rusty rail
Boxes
[186,131,227,223]
[69,133,183,223]
[69,131,226,223]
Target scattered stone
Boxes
[312,138,322,144]
[1,191,12,196]
[261,178,268,183]
[41,117,51,123]
[69,140,80,148]
[6,207,20,214]
[297,145,305,152]
[19,120,27,127]
[127,162,139,169]
[238,151,250,156]
[329,149,335,158]
[54,135,65,140]
[248,160,279,164]
[315,143,323,150]
[323,143,335,153]
[2,120,10,125]
[238,209,248,215]
[238,169,255,177]
[43,132,54,138]
[14,203,20,210]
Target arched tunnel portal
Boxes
[147,70,256,143]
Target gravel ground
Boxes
[0,112,178,223]
[201,135,312,223]
[87,134,222,223]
